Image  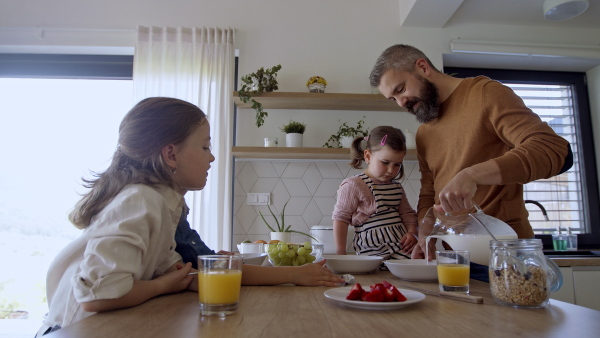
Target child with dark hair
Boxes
[332,126,418,259]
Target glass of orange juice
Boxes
[436,250,470,293]
[197,254,243,316]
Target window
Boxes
[445,67,599,249]
[0,54,133,336]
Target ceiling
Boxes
[400,0,600,72]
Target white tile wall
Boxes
[232,159,421,247]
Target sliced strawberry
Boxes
[381,280,407,302]
[369,283,394,302]
[363,288,384,302]
[381,286,396,302]
[346,283,364,300]
[381,280,394,289]
[390,286,408,302]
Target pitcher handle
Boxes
[443,204,483,216]
[545,257,563,293]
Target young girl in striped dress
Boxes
[332,126,418,260]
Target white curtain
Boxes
[133,26,236,250]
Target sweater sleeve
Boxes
[398,186,417,227]
[332,179,360,224]
[482,81,569,184]
[416,144,435,221]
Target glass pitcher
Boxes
[420,205,518,265]
[489,239,562,308]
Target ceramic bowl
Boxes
[322,255,383,274]
[264,243,324,266]
[237,243,265,254]
[384,259,438,282]
[241,253,267,265]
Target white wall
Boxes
[1,0,599,186]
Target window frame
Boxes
[444,67,599,249]
[0,53,133,79]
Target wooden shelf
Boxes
[232,147,417,161]
[233,92,405,112]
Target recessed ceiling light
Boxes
[543,0,589,21]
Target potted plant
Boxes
[323,116,369,148]
[280,120,306,147]
[259,201,316,242]
[238,64,282,128]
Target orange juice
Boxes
[437,264,470,286]
[198,270,242,304]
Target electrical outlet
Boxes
[247,193,270,205]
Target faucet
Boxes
[525,200,550,221]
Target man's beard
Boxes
[405,75,440,124]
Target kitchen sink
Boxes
[543,250,600,257]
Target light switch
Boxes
[247,193,270,205]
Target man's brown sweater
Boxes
[416,76,569,238]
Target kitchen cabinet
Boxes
[551,265,600,311]
[232,92,411,160]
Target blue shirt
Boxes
[174,206,215,269]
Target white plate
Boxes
[324,286,425,310]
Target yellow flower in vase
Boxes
[306,76,327,93]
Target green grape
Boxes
[297,247,306,255]
[291,244,299,251]
[306,254,316,263]
[268,252,278,259]
[297,255,306,264]
[286,250,296,258]
[292,259,299,266]
[303,242,311,246]
[280,244,289,253]
[278,252,286,259]
[272,256,281,265]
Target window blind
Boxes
[506,83,583,234]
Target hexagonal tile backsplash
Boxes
[233,159,421,247]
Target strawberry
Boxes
[346,283,365,300]
[369,283,394,302]
[380,280,407,302]
[363,288,384,302]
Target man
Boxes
[369,44,572,259]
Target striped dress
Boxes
[353,173,410,259]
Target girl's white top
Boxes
[41,184,185,329]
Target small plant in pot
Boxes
[259,201,316,242]
[281,120,306,147]
[238,64,282,128]
[323,116,369,148]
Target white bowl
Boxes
[384,259,438,282]
[322,254,383,274]
[241,253,267,265]
[237,243,265,254]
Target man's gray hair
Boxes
[369,44,439,87]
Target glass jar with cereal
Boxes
[489,239,562,308]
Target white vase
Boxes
[286,133,303,147]
[340,136,354,148]
[270,232,292,243]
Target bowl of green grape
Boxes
[264,241,324,266]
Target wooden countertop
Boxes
[47,270,600,338]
